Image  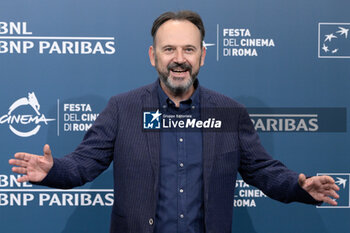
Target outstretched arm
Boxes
[299,173,340,206]
[9,144,53,183]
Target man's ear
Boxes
[149,45,156,67]
[200,46,206,66]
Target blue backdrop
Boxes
[0,0,349,232]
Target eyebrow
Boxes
[161,44,198,49]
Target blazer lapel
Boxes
[142,82,161,192]
[200,88,217,203]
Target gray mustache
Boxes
[167,62,192,72]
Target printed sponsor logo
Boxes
[318,23,350,58]
[234,179,267,208]
[0,22,116,55]
[0,174,113,207]
[143,109,222,130]
[248,108,346,132]
[0,92,55,137]
[143,107,346,132]
[62,103,99,132]
[316,173,350,208]
[212,25,276,61]
[143,110,162,129]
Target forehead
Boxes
[154,20,202,47]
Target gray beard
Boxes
[155,57,200,96]
[158,72,198,96]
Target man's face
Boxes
[149,20,206,95]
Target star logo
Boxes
[335,177,347,189]
[318,23,350,58]
[143,109,162,129]
[322,44,329,53]
[150,109,161,123]
[336,27,349,38]
[324,33,337,42]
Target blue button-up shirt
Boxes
[154,80,204,233]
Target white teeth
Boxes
[172,69,186,72]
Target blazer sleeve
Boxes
[237,107,319,204]
[37,97,119,189]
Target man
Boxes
[9,10,339,233]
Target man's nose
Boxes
[173,49,186,63]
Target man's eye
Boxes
[185,48,194,52]
[165,48,173,52]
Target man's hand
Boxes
[9,144,54,183]
[298,173,340,206]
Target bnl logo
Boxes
[316,173,350,208]
[143,110,162,129]
[318,23,350,58]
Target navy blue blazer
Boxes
[40,81,317,233]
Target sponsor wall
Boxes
[0,1,349,233]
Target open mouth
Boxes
[168,62,191,75]
[170,68,189,73]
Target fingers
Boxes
[319,175,335,185]
[332,184,340,191]
[9,158,28,167]
[43,144,53,160]
[319,176,340,191]
[17,175,30,183]
[9,152,34,181]
[9,145,53,183]
[300,175,341,206]
[321,189,340,199]
[320,195,338,206]
[11,166,27,175]
[14,152,32,161]
[43,144,51,155]
[314,176,340,192]
[319,183,340,200]
[322,183,340,192]
[306,176,340,191]
[9,153,33,173]
[298,173,307,186]
[9,154,31,175]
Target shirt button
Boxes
[179,138,183,142]
[179,188,184,193]
[149,218,154,225]
[192,105,196,109]
[180,214,184,218]
[179,163,184,167]
[162,105,167,109]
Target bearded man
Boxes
[9,10,339,233]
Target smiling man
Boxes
[149,17,205,104]
[9,10,339,233]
